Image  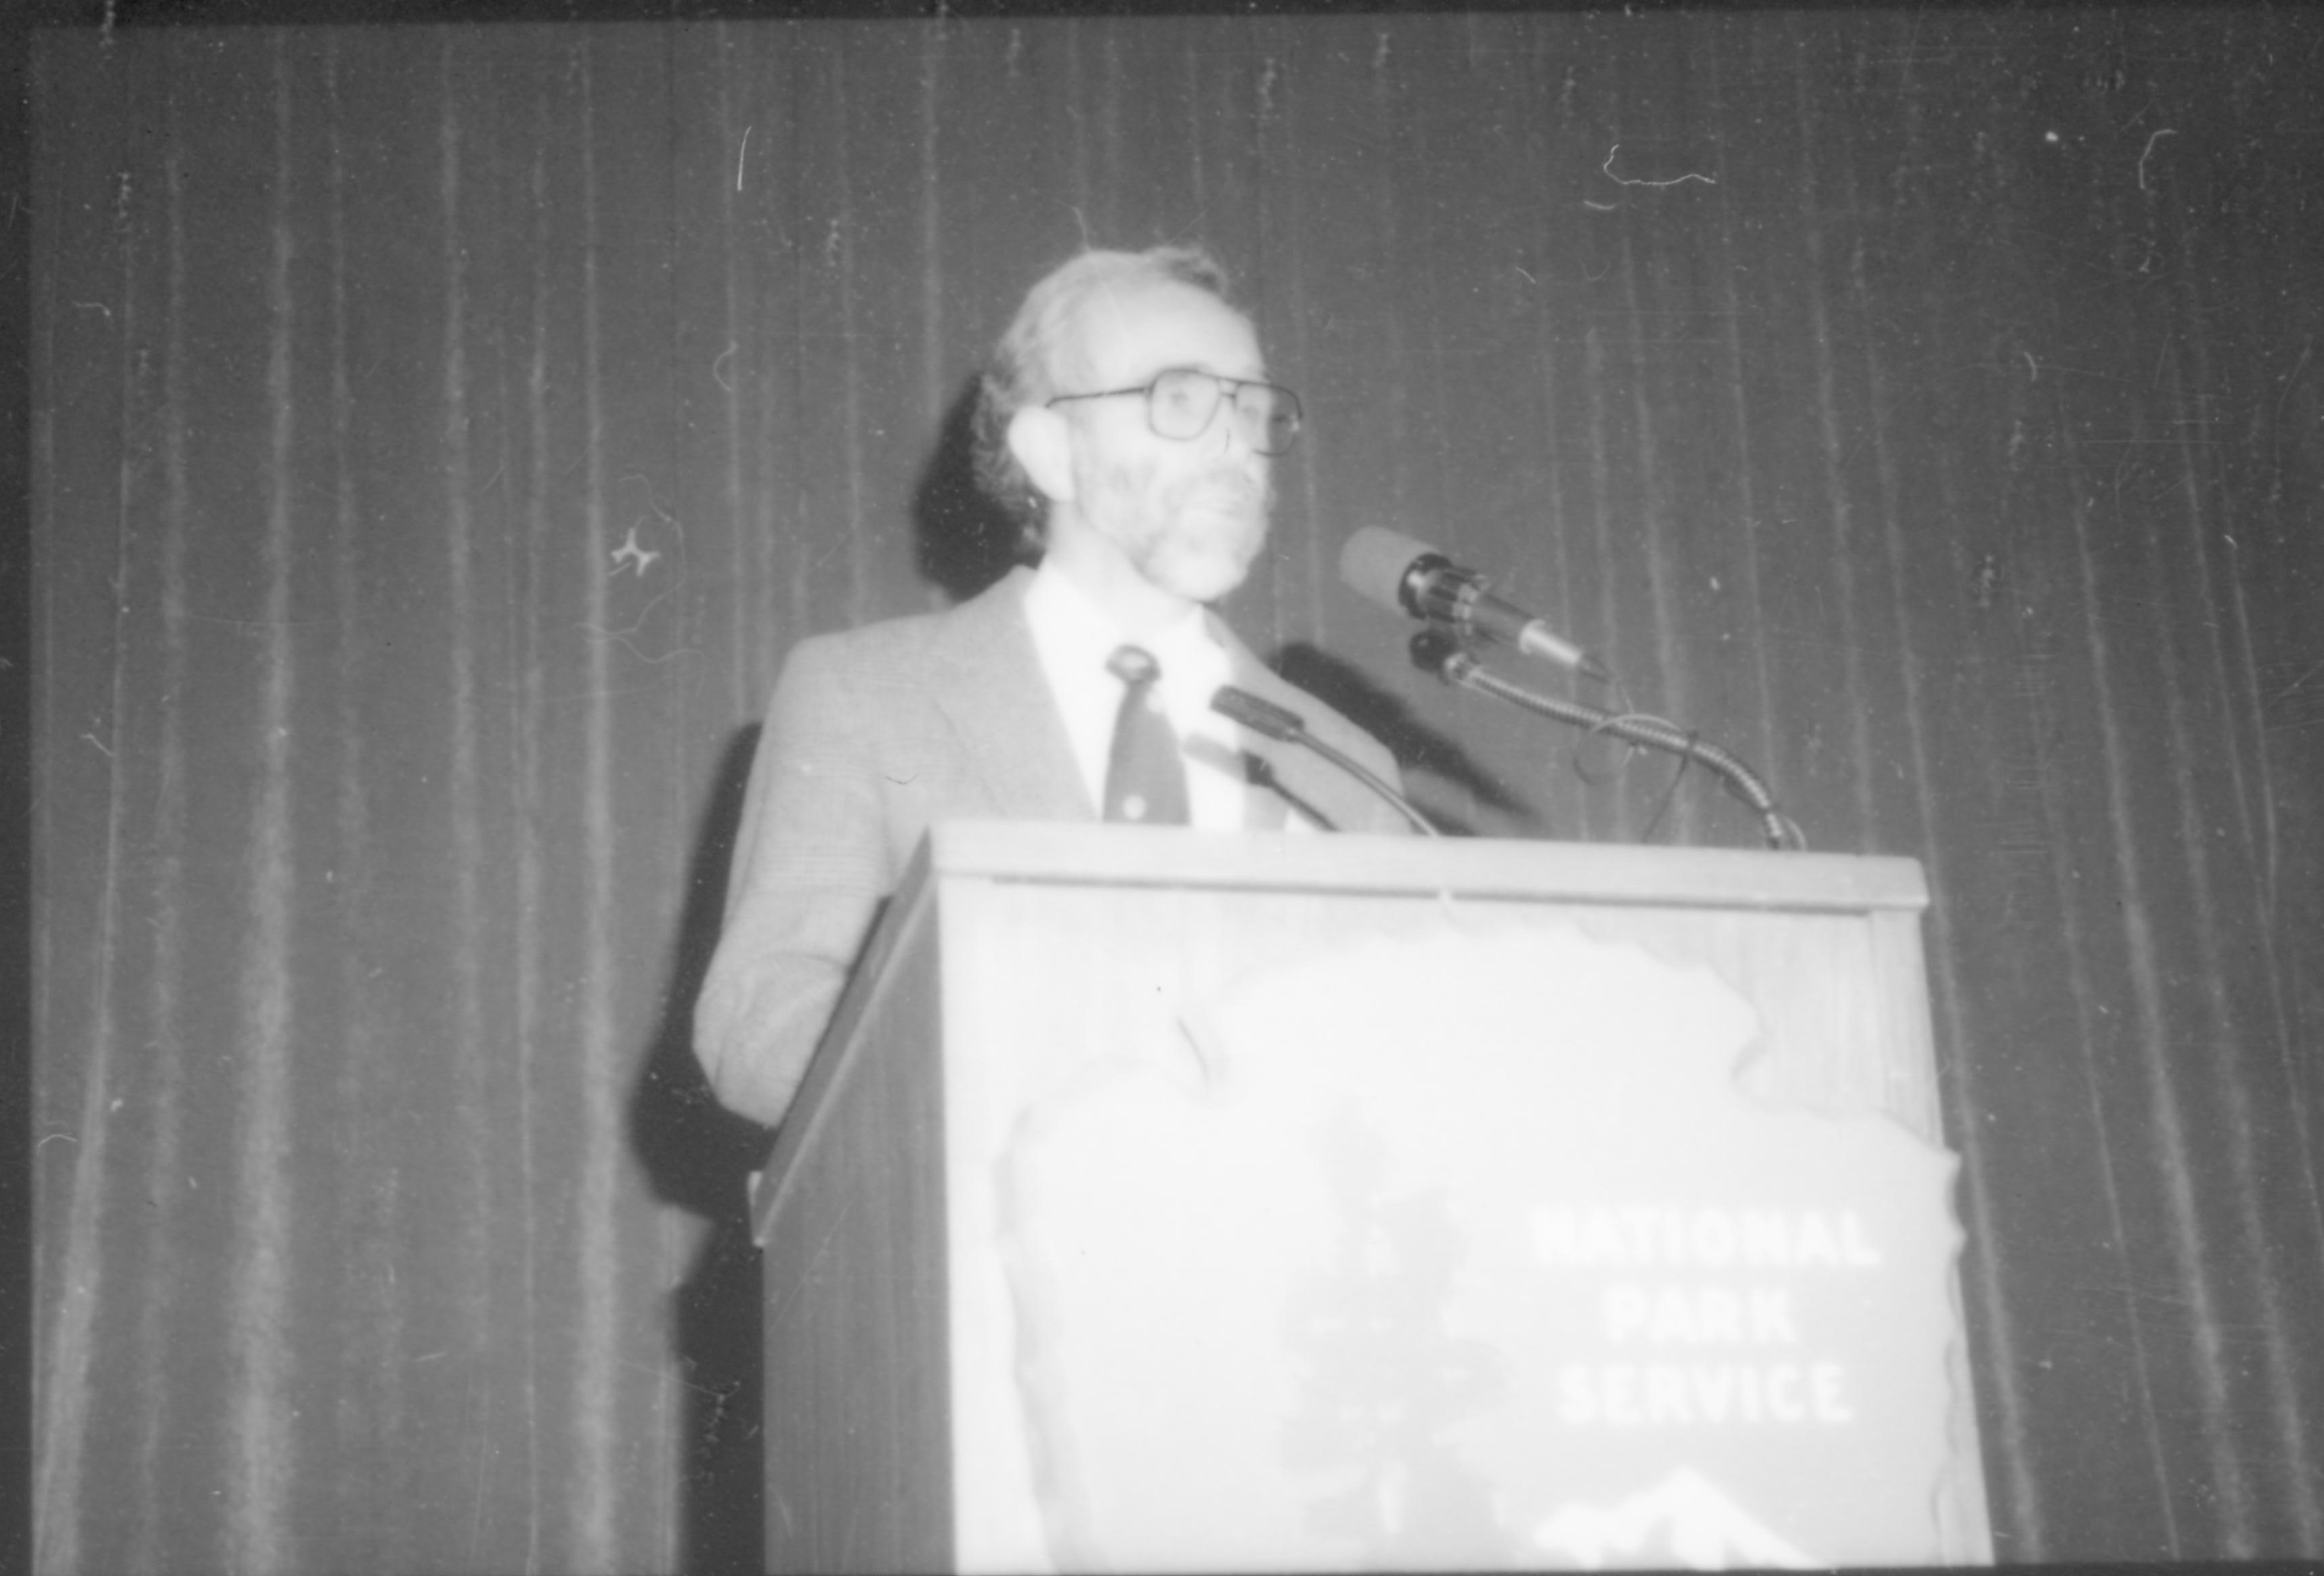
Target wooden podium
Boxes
[748,822,1992,1573]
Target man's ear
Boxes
[1006,404,1076,506]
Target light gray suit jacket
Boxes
[694,565,1412,1126]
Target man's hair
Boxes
[971,244,1236,548]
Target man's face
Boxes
[1054,278,1274,605]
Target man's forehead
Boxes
[1064,277,1264,382]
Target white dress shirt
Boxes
[1022,561,1252,831]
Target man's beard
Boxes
[1100,463,1272,605]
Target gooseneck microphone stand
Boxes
[1409,628,1803,853]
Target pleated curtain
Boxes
[31,12,2324,1573]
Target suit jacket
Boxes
[694,565,1412,1126]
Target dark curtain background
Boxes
[30,11,2324,1573]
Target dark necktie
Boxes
[1103,644,1190,825]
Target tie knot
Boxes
[1107,644,1162,688]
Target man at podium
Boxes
[695,245,1411,1128]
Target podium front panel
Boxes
[754,824,1989,1573]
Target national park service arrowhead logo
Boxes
[999,923,1965,1571]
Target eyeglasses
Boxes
[1047,368,1304,457]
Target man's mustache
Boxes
[1188,469,1271,511]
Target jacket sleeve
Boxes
[693,636,891,1128]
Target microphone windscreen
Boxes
[1339,526,1438,615]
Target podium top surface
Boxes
[917,820,1927,914]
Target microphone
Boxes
[1339,526,1612,682]
[1211,686,1440,837]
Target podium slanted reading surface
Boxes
[747,821,1992,1573]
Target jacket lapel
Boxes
[926,567,1096,823]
